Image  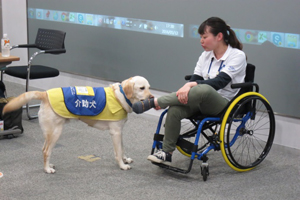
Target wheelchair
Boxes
[149,64,276,181]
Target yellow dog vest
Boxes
[47,87,127,121]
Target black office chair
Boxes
[3,28,66,119]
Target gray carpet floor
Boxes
[0,81,300,200]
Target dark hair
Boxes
[198,17,243,50]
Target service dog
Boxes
[3,76,152,173]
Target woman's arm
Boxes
[193,72,232,90]
[177,72,231,104]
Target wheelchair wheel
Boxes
[220,92,275,172]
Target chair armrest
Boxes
[18,44,37,48]
[10,44,37,50]
[27,49,66,65]
[44,49,66,54]
[185,75,192,80]
[231,82,259,92]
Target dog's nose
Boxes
[149,94,154,99]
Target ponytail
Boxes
[198,17,243,50]
[226,25,243,50]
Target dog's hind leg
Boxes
[39,102,65,174]
[42,124,64,174]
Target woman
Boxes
[133,17,247,164]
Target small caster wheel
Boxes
[201,163,209,181]
[7,134,14,139]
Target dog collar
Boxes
[119,84,132,107]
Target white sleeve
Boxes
[193,53,205,77]
[221,51,246,79]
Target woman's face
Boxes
[200,27,220,51]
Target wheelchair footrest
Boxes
[151,159,194,174]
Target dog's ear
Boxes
[122,78,134,99]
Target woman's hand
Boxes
[176,82,197,104]
[153,98,161,110]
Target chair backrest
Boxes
[35,28,66,50]
[245,63,255,83]
[234,63,255,97]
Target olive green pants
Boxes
[157,84,229,152]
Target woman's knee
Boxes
[188,84,213,102]
[192,84,212,94]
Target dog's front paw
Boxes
[44,167,56,174]
[44,164,56,174]
[123,157,133,164]
[120,164,132,170]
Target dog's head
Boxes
[121,76,152,104]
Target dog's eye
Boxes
[140,87,145,90]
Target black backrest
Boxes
[234,63,255,97]
[35,28,66,50]
[245,63,255,83]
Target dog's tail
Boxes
[2,91,46,115]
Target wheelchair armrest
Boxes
[185,75,192,80]
[44,49,66,54]
[231,82,259,92]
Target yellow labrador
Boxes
[3,76,152,173]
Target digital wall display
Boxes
[29,8,300,50]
